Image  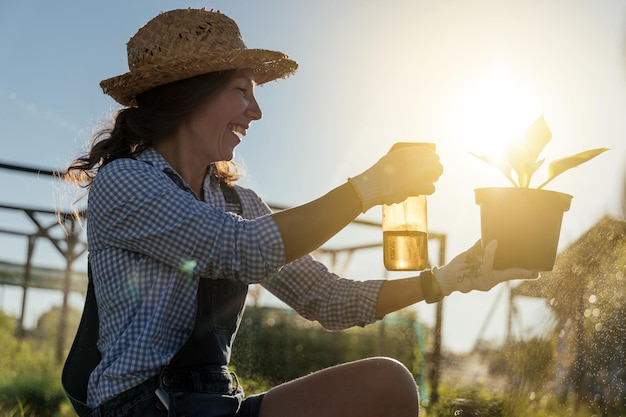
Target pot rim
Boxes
[474,187,573,211]
[474,187,573,198]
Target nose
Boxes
[246,94,262,121]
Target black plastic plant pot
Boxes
[474,187,573,271]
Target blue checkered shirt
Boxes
[86,147,383,406]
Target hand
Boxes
[348,145,443,213]
[434,240,539,296]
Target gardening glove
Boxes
[348,145,443,213]
[420,240,539,303]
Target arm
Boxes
[240,186,385,330]
[272,146,443,263]
[375,277,425,318]
[375,240,539,318]
[271,182,362,263]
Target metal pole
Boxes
[429,234,446,405]
[507,282,514,343]
[16,236,36,337]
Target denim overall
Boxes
[64,181,252,417]
[150,182,249,415]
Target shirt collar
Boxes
[134,146,172,172]
[134,147,216,198]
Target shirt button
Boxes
[162,375,171,387]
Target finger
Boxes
[394,147,443,183]
[393,174,437,197]
[496,268,539,281]
[515,270,538,280]
[419,160,444,185]
[482,240,498,269]
[415,180,436,196]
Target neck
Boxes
[154,140,209,199]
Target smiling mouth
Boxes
[229,124,247,137]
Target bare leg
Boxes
[258,356,419,417]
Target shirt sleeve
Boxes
[235,186,384,330]
[87,158,285,284]
[263,256,384,330]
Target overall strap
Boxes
[61,265,101,416]
[219,182,243,215]
[168,182,244,369]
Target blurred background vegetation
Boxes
[1,168,625,417]
[2,218,626,417]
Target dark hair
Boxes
[65,70,240,189]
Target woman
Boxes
[64,8,536,417]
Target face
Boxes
[183,69,262,163]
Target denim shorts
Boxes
[88,373,265,417]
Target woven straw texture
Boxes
[100,8,298,106]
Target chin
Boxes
[224,144,239,160]
[219,152,235,162]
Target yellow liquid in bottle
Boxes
[383,230,429,271]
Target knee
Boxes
[368,357,418,396]
[365,357,419,414]
[368,356,413,378]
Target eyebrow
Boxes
[233,73,257,86]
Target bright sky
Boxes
[1,0,625,354]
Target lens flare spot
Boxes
[180,259,198,274]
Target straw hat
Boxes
[100,8,298,107]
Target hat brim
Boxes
[100,48,297,107]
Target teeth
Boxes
[230,124,246,136]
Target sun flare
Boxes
[452,64,543,159]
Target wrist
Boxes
[432,264,457,297]
[420,267,443,303]
[347,173,384,213]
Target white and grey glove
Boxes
[420,240,539,303]
[348,145,443,213]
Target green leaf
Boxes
[504,140,535,187]
[537,148,610,189]
[522,158,545,188]
[469,152,519,187]
[522,114,552,162]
